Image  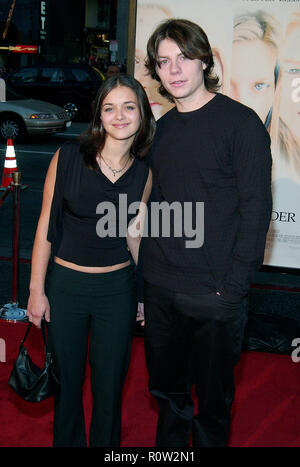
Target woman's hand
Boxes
[27,291,50,328]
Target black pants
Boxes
[46,263,137,447]
[144,281,248,447]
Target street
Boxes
[0,123,87,308]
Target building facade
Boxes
[0,0,129,73]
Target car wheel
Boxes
[63,102,79,120]
[0,115,27,142]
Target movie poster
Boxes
[134,0,300,269]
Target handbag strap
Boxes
[20,322,32,347]
[40,319,49,353]
[20,319,49,354]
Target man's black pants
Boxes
[144,281,248,447]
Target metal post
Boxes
[0,172,27,322]
[12,172,21,303]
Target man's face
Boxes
[155,39,207,106]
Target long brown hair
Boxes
[145,18,220,102]
[80,74,156,170]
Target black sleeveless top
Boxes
[47,142,149,267]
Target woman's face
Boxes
[230,39,277,124]
[101,86,141,144]
[279,27,300,138]
[135,5,174,120]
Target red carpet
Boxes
[0,320,299,447]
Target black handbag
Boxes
[8,320,59,402]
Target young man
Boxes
[142,19,272,447]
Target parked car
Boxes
[0,85,71,142]
[6,64,105,121]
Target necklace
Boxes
[100,154,131,177]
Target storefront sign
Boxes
[40,0,47,40]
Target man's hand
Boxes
[137,302,145,327]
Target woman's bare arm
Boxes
[27,150,59,328]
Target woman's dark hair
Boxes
[80,74,156,170]
[145,18,220,101]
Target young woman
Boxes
[26,74,155,447]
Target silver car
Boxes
[0,84,71,142]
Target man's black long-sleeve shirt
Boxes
[142,93,272,301]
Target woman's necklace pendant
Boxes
[100,153,131,178]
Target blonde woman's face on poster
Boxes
[135,5,174,120]
[279,27,300,138]
[230,39,277,123]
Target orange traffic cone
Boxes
[1,139,18,189]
